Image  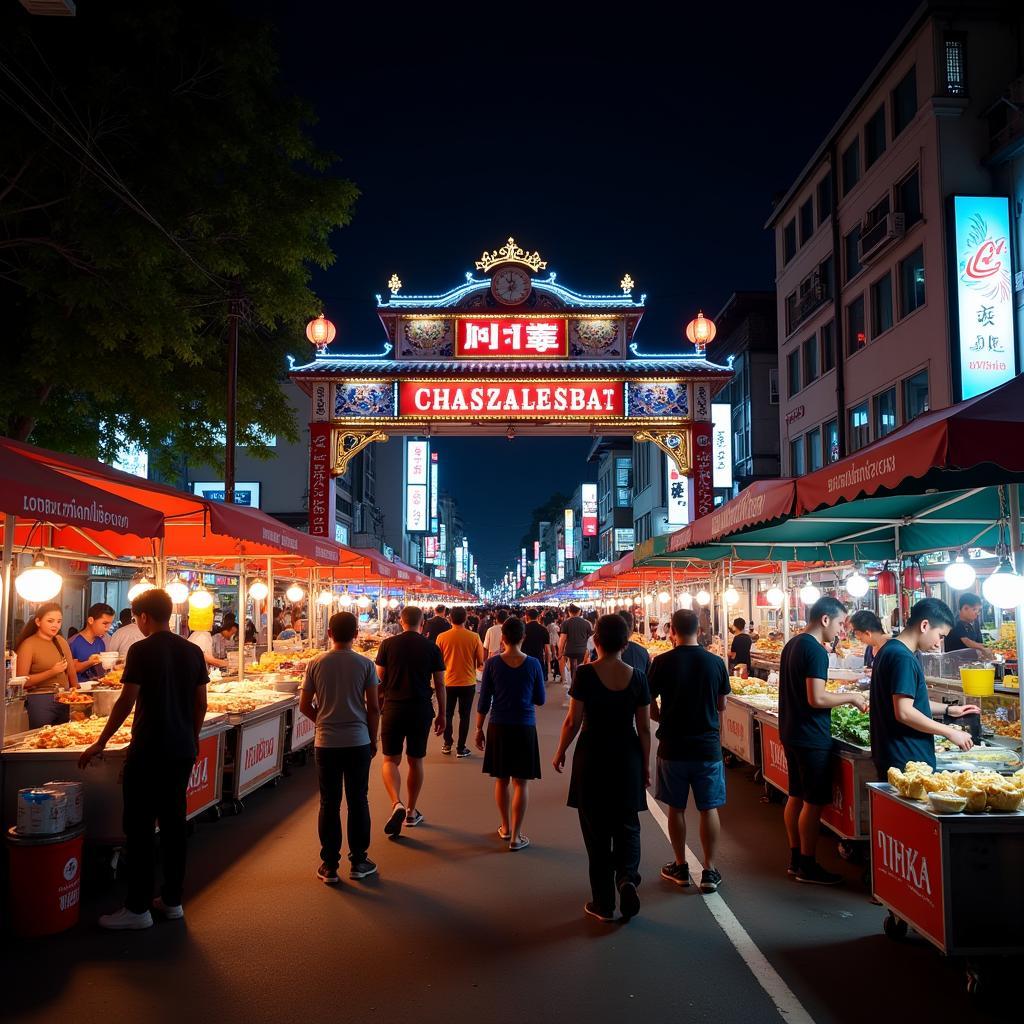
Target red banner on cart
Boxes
[759,719,789,792]
[721,702,754,763]
[821,755,856,836]
[870,787,945,949]
[186,734,219,817]
[291,709,316,751]
[238,716,281,790]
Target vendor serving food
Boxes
[15,602,79,728]
[869,598,980,776]
[943,593,993,657]
[848,609,889,670]
[69,602,115,681]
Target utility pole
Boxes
[225,282,241,504]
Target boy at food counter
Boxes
[869,597,979,776]
[69,602,114,680]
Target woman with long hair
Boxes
[15,602,78,728]
[553,613,651,923]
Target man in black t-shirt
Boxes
[778,596,866,886]
[618,610,652,677]
[423,605,451,645]
[943,593,991,655]
[521,608,551,665]
[649,609,730,893]
[80,588,208,929]
[728,618,753,674]
[375,606,445,838]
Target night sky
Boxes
[273,3,920,582]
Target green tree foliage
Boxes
[0,2,358,472]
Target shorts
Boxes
[783,745,833,806]
[655,757,726,811]
[380,704,434,759]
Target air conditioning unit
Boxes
[858,212,906,263]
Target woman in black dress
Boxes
[553,613,651,923]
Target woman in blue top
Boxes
[475,616,546,852]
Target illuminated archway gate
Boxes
[291,238,732,539]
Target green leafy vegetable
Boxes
[831,706,871,747]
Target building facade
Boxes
[768,2,1024,476]
[588,437,634,562]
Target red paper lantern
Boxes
[685,311,716,353]
[902,565,924,592]
[755,589,769,607]
[305,314,336,350]
[876,563,897,596]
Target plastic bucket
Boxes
[959,666,995,697]
[6,826,85,936]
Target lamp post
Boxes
[225,283,242,504]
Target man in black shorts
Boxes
[778,596,867,885]
[558,604,592,695]
[375,606,445,838]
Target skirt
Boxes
[482,722,542,780]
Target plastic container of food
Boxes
[927,791,967,814]
[959,665,995,697]
[98,651,119,671]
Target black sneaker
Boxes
[441,743,452,755]
[349,859,378,880]
[699,868,722,893]
[787,849,800,877]
[405,809,424,827]
[660,861,691,887]
[796,863,843,886]
[618,881,640,921]
[316,863,339,885]
[384,804,406,838]
[584,902,615,923]
[456,747,471,758]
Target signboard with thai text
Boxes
[720,701,754,763]
[455,318,567,358]
[238,714,285,793]
[290,708,316,751]
[399,381,624,418]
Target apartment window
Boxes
[785,291,797,333]
[615,457,632,507]
[844,225,862,282]
[896,167,922,227]
[783,219,797,264]
[787,350,801,397]
[768,368,780,405]
[790,437,806,477]
[944,35,966,97]
[849,402,870,452]
[892,66,917,135]
[865,105,887,167]
[799,198,815,244]
[825,419,840,463]
[820,254,834,299]
[807,427,823,472]
[898,246,925,318]
[870,273,893,337]
[821,321,836,372]
[841,138,860,196]
[874,386,898,438]
[803,335,819,384]
[846,295,866,355]
[816,171,833,223]
[904,369,929,421]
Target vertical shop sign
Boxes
[309,422,334,537]
[692,422,714,519]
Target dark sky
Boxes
[272,3,920,583]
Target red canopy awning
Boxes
[667,478,796,552]
[796,373,1024,514]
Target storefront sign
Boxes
[666,453,690,527]
[186,733,220,817]
[614,528,635,552]
[238,715,283,791]
[455,318,567,358]
[424,535,438,562]
[192,481,261,508]
[711,403,732,488]
[398,381,624,418]
[721,701,753,763]
[406,440,429,533]
[950,195,1017,401]
[308,422,334,538]
[692,422,714,519]
[870,787,945,948]
[290,709,316,751]
[581,483,598,536]
[564,509,574,559]
[557,548,565,580]
[759,719,789,792]
[430,452,439,520]
[694,382,711,421]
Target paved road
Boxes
[3,692,1016,1023]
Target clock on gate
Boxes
[490,266,531,305]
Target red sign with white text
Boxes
[455,318,567,358]
[581,482,598,537]
[692,422,714,519]
[821,755,856,837]
[309,422,334,538]
[759,719,789,791]
[186,733,220,816]
[290,708,316,752]
[870,787,945,949]
[399,381,624,418]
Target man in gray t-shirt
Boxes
[299,612,381,885]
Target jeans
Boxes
[315,744,372,869]
[577,808,642,914]
[443,686,476,748]
[26,692,70,729]
[123,755,195,914]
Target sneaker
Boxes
[660,861,691,887]
[584,902,615,923]
[441,743,453,755]
[796,863,843,886]
[316,863,340,885]
[699,868,722,893]
[349,859,378,880]
[456,747,471,758]
[384,803,406,838]
[509,834,530,851]
[787,849,800,877]
[152,897,184,919]
[405,809,424,828]
[99,907,154,930]
[618,881,641,921]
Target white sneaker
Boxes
[99,907,154,930]
[153,897,184,919]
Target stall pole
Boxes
[720,566,729,670]
[156,537,166,588]
[1009,485,1023,676]
[781,560,791,643]
[669,562,676,612]
[640,579,648,638]
[378,587,384,634]
[266,558,274,645]
[237,560,246,682]
[893,525,904,633]
[308,567,316,649]
[1,513,14,749]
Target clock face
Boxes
[491,266,531,305]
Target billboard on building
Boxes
[581,483,598,536]
[564,509,575,558]
[711,403,732,488]
[193,481,261,508]
[405,440,429,533]
[614,528,635,552]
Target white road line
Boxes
[647,794,816,1024]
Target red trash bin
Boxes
[6,825,86,936]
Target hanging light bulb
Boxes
[982,558,1024,609]
[357,594,372,609]
[766,585,785,608]
[317,589,334,606]
[944,554,976,591]
[14,552,62,602]
[695,589,711,606]
[285,583,305,604]
[680,591,694,609]
[188,584,213,609]
[388,597,399,609]
[799,582,821,606]
[127,574,155,602]
[166,576,189,606]
[724,585,740,606]
[658,590,670,604]
[338,591,353,607]
[845,572,869,598]
[248,578,269,601]
[644,592,654,604]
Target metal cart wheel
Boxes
[883,912,908,940]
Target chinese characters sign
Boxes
[309,423,334,538]
[455,318,567,358]
[711,402,732,489]
[581,483,598,537]
[399,381,624,418]
[692,422,714,519]
[666,454,690,527]
[951,195,1017,400]
[406,440,429,533]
